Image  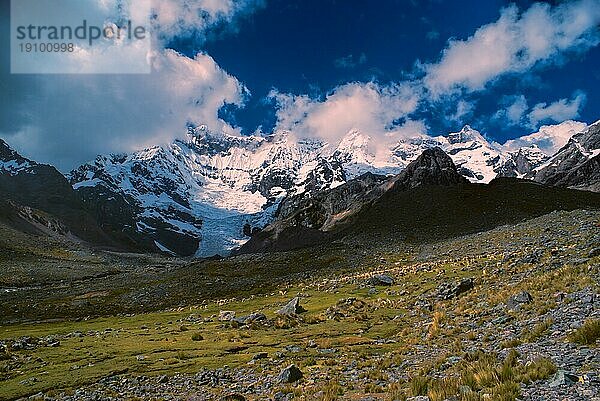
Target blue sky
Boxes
[192,0,600,140]
[0,0,599,170]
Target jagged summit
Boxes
[447,125,486,144]
[0,138,35,176]
[0,137,11,154]
[1,138,22,161]
[392,147,468,190]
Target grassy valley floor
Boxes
[0,210,599,400]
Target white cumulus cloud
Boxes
[423,0,600,96]
[493,95,529,126]
[7,50,246,171]
[527,92,587,127]
[146,0,266,42]
[503,119,588,155]
[269,81,423,144]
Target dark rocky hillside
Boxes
[533,121,600,192]
[241,148,600,253]
[0,140,118,247]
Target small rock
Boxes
[520,250,544,264]
[415,298,433,311]
[252,352,268,360]
[588,247,600,258]
[273,392,291,401]
[221,394,246,401]
[278,364,303,383]
[285,345,303,353]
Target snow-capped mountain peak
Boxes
[66,120,594,256]
[0,139,35,176]
[503,120,588,156]
[447,125,487,144]
[432,126,505,183]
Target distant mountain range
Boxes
[1,119,599,257]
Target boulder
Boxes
[437,278,474,300]
[548,370,579,387]
[278,364,303,383]
[454,278,474,296]
[369,274,395,286]
[218,311,236,321]
[276,297,307,316]
[233,312,267,325]
[506,291,533,310]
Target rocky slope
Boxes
[239,148,469,253]
[240,148,600,254]
[1,209,598,401]
[0,139,118,247]
[531,120,600,192]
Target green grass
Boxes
[569,319,600,346]
[1,210,598,400]
[404,351,556,401]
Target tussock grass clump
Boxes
[405,350,557,401]
[386,382,404,401]
[521,319,553,343]
[514,357,556,384]
[500,338,522,349]
[317,380,343,401]
[409,375,429,396]
[364,383,384,393]
[176,351,192,360]
[0,349,10,361]
[427,376,460,401]
[272,315,302,329]
[428,311,446,338]
[569,319,600,345]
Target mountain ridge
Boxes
[2,119,598,257]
